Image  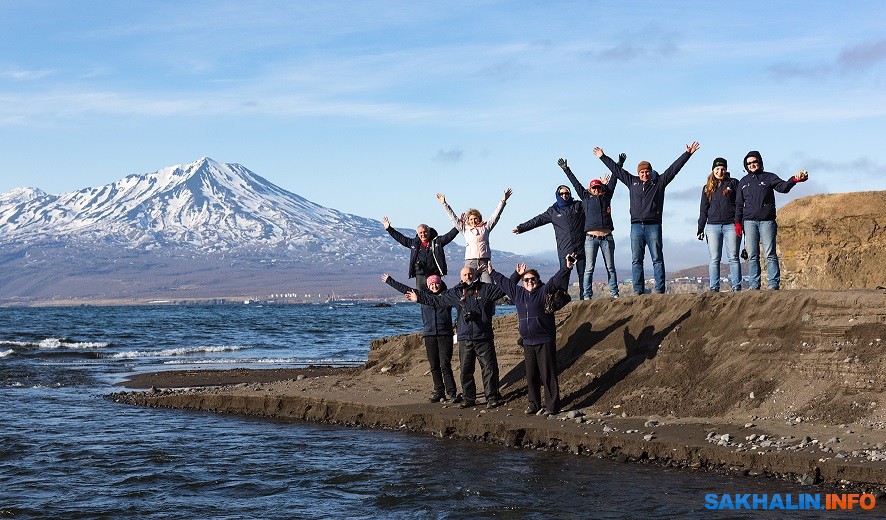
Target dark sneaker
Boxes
[428,394,444,403]
[445,394,463,404]
[459,399,476,409]
[525,406,540,415]
[486,398,501,409]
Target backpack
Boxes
[544,286,571,314]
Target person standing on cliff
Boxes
[382,273,460,404]
[406,266,506,409]
[437,189,512,283]
[382,217,460,290]
[558,155,625,300]
[735,151,808,290]
[697,157,742,292]
[487,257,574,416]
[511,184,585,297]
[593,141,701,295]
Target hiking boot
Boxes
[486,398,501,409]
[525,406,540,415]
[444,394,462,404]
[428,393,444,403]
[459,399,476,409]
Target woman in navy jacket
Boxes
[383,273,459,403]
[697,157,741,292]
[488,257,574,416]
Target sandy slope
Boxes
[111,289,886,489]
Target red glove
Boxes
[735,222,743,236]
[790,175,808,183]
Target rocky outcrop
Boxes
[778,191,885,290]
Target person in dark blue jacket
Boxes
[488,256,574,416]
[559,155,624,299]
[383,217,459,290]
[406,266,506,409]
[735,151,808,290]
[383,273,460,403]
[511,185,585,297]
[594,141,700,295]
[697,157,741,292]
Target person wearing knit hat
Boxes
[593,141,701,295]
[512,182,586,297]
[697,157,741,292]
[558,153,626,299]
[382,272,460,403]
[735,150,809,290]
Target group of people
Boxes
[380,143,809,414]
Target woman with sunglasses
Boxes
[437,189,512,283]
[487,255,575,416]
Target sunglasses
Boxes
[746,160,759,165]
[522,277,538,283]
[558,191,570,196]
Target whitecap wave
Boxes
[37,338,110,350]
[162,357,365,366]
[0,340,32,347]
[110,345,246,359]
[0,349,13,358]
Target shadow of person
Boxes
[499,316,632,403]
[563,309,691,409]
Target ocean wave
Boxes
[0,340,32,347]
[37,338,111,350]
[0,349,13,358]
[109,345,246,359]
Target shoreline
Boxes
[108,290,886,491]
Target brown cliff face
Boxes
[777,191,885,290]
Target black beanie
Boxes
[712,157,727,170]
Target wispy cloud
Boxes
[768,38,886,79]
[838,38,886,71]
[434,148,464,163]
[1,69,53,80]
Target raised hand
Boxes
[436,193,446,204]
[381,273,390,282]
[503,188,513,200]
[405,290,418,302]
[382,216,391,229]
[601,173,611,185]
[557,158,568,171]
[593,147,604,158]
[516,262,527,275]
[618,152,627,165]
[686,141,700,154]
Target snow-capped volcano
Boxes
[0,157,384,253]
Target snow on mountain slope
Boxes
[0,158,388,255]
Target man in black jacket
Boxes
[406,266,506,409]
[383,216,459,290]
[594,141,700,295]
[511,185,585,297]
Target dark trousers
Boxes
[524,341,560,413]
[415,274,428,291]
[424,335,457,397]
[458,339,500,401]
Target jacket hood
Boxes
[744,151,764,172]
[554,185,573,207]
[416,227,439,240]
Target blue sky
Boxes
[2,1,884,270]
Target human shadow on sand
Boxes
[562,309,691,410]
[499,316,632,403]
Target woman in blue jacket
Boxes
[383,273,459,403]
[697,157,741,292]
[488,256,574,416]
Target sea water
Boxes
[0,303,839,518]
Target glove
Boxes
[557,158,568,171]
[790,173,809,183]
[617,153,627,166]
[696,231,705,241]
[735,223,743,237]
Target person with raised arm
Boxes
[735,151,808,291]
[405,266,506,410]
[437,189,512,283]
[487,256,574,416]
[594,141,700,295]
[382,217,459,290]
[558,154,625,299]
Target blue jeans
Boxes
[630,223,665,295]
[743,220,779,290]
[583,235,618,299]
[559,252,586,301]
[705,223,741,291]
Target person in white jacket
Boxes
[437,188,512,283]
